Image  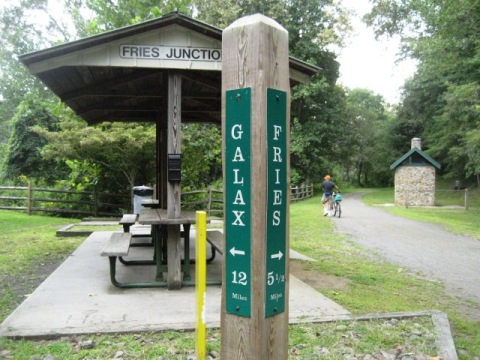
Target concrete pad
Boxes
[0,231,350,338]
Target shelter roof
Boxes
[390,147,441,170]
[19,12,320,126]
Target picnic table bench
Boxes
[118,213,153,265]
[119,214,138,232]
[100,232,137,288]
[100,229,170,288]
[206,229,224,257]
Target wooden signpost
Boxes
[221,14,290,359]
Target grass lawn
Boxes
[1,189,480,358]
[0,212,83,320]
[361,187,480,240]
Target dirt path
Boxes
[331,192,480,306]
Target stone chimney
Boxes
[411,138,422,150]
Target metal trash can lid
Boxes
[133,185,154,196]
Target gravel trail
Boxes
[331,192,480,305]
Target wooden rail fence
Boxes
[0,183,129,217]
[181,184,314,216]
[0,183,314,217]
[290,183,314,202]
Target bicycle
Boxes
[332,192,342,218]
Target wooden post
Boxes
[207,186,212,217]
[158,86,169,209]
[464,188,469,210]
[221,14,290,359]
[28,181,33,215]
[167,70,182,289]
[94,189,98,216]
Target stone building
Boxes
[390,138,441,206]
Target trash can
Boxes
[132,185,154,214]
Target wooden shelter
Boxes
[19,12,319,208]
[20,13,319,289]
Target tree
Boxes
[0,1,75,171]
[427,82,480,181]
[33,115,157,193]
[66,0,194,37]
[194,0,351,183]
[465,128,480,187]
[3,94,69,184]
[338,89,395,186]
[290,77,347,183]
[366,0,480,184]
[181,124,222,189]
[194,0,348,70]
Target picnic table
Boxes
[138,208,197,289]
[140,199,160,208]
[101,208,222,289]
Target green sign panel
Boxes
[225,88,252,317]
[265,88,287,318]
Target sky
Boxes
[338,0,417,104]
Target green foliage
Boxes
[428,82,480,180]
[291,77,347,182]
[194,0,349,184]
[181,123,222,189]
[67,0,194,37]
[335,89,396,187]
[0,1,71,145]
[290,169,303,187]
[366,0,480,185]
[3,95,69,184]
[62,159,102,192]
[195,0,349,50]
[33,118,157,193]
[465,129,480,183]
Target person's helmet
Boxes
[324,175,331,180]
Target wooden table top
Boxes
[138,208,197,225]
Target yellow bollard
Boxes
[196,211,207,360]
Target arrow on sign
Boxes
[270,251,283,260]
[229,247,246,256]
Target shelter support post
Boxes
[156,109,168,209]
[167,71,182,290]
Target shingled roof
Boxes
[19,12,320,126]
[390,147,441,170]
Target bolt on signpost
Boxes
[221,14,290,359]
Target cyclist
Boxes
[321,175,340,216]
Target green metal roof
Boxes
[390,147,441,170]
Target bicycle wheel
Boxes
[336,202,341,218]
[333,202,337,217]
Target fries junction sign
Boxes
[120,45,221,61]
